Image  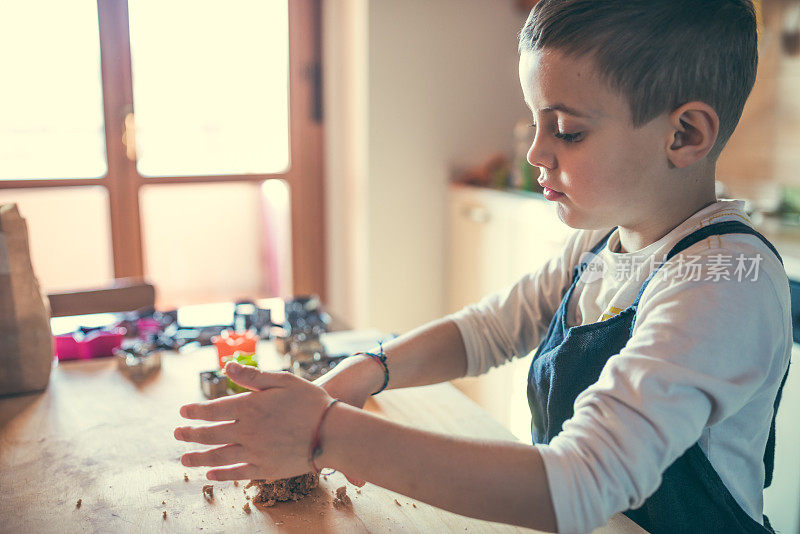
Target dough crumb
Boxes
[161,500,165,505]
[243,502,251,514]
[162,510,167,520]
[394,498,401,506]
[323,475,328,481]
[333,485,351,509]
[233,480,239,487]
[76,499,82,509]
[246,473,319,507]
[184,473,189,482]
[412,503,417,508]
[356,488,362,494]
[202,484,214,500]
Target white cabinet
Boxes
[447,186,514,311]
[446,184,573,440]
[446,184,572,312]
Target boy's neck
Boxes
[615,170,718,254]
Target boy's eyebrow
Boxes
[524,100,595,119]
[541,103,593,118]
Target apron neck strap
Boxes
[630,220,783,311]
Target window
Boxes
[0,1,106,180]
[127,0,291,177]
[0,0,325,303]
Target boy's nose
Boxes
[527,139,556,170]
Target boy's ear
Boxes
[665,102,720,168]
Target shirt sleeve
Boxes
[447,229,598,376]
[537,245,791,534]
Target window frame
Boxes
[0,0,326,300]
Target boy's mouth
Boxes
[542,186,565,201]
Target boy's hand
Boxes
[175,361,333,481]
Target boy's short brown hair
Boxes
[519,0,758,159]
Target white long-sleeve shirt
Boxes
[448,199,791,533]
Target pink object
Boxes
[135,318,161,338]
[54,328,126,361]
[54,335,81,361]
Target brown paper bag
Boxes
[0,203,53,396]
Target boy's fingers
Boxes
[225,362,294,391]
[180,394,245,421]
[205,462,262,481]
[181,443,244,468]
[174,421,238,445]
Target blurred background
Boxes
[3,0,799,330]
[2,0,799,331]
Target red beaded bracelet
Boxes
[309,398,340,473]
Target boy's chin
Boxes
[555,205,615,231]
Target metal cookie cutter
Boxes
[115,345,162,381]
[200,370,229,399]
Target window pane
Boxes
[0,187,114,291]
[0,1,106,180]
[140,181,293,307]
[128,0,290,177]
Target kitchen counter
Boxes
[0,343,644,533]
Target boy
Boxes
[175,1,791,532]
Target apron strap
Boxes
[764,360,790,488]
[630,220,784,311]
[665,220,783,265]
[622,220,787,489]
[572,227,618,283]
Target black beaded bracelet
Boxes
[354,341,389,396]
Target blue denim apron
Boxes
[527,220,790,533]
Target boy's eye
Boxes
[554,131,583,143]
[529,123,584,143]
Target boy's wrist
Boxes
[353,353,387,393]
[319,353,385,398]
[354,350,390,395]
[315,400,362,473]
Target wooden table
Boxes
[0,343,645,533]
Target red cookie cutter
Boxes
[211,329,258,368]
